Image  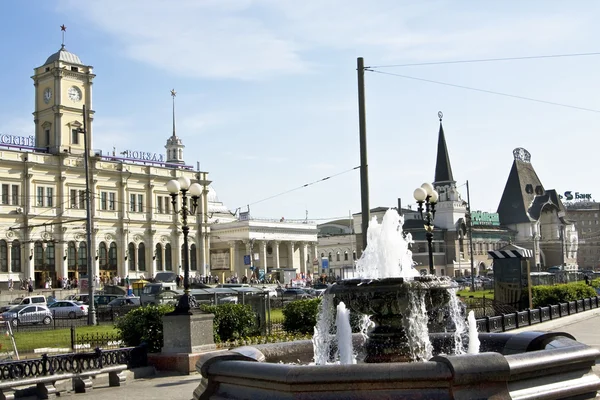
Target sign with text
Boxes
[321,258,329,269]
[559,191,592,201]
[0,134,35,147]
[243,255,251,265]
[210,251,230,271]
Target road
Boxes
[58,308,600,400]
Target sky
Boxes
[1,1,599,223]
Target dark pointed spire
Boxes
[171,89,177,138]
[434,111,455,184]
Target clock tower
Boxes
[32,41,95,155]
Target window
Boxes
[336,252,340,262]
[137,195,144,212]
[157,196,163,213]
[12,185,19,205]
[37,186,54,207]
[138,243,146,271]
[109,192,115,211]
[128,243,136,271]
[100,192,107,210]
[165,244,172,271]
[155,244,163,271]
[328,252,332,262]
[1,185,8,205]
[190,244,197,271]
[78,242,87,274]
[99,242,108,270]
[71,129,79,144]
[0,240,7,272]
[71,66,79,72]
[46,242,55,270]
[108,242,117,271]
[68,241,77,271]
[157,196,171,213]
[11,240,21,272]
[70,189,86,209]
[45,129,50,147]
[129,194,144,212]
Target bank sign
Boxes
[559,191,592,201]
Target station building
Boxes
[0,42,318,288]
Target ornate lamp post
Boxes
[413,182,439,275]
[167,176,202,314]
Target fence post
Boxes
[41,353,49,375]
[485,316,490,332]
[71,326,76,351]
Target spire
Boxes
[171,89,177,138]
[434,111,455,184]
[60,24,66,48]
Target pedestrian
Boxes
[585,275,590,286]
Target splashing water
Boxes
[336,302,356,365]
[403,290,433,361]
[447,288,467,355]
[313,294,336,365]
[467,311,480,354]
[354,211,419,279]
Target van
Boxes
[140,282,177,305]
[18,295,46,306]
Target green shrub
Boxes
[282,298,321,334]
[115,304,174,352]
[532,283,597,307]
[200,304,257,343]
[591,278,600,288]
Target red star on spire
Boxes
[60,24,66,31]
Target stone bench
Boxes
[0,364,127,400]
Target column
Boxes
[174,232,181,275]
[134,243,139,272]
[300,243,308,276]
[149,240,157,279]
[243,240,252,279]
[6,242,11,274]
[59,243,68,282]
[120,229,128,279]
[288,241,296,271]
[205,235,211,276]
[260,241,268,273]
[311,243,318,275]
[229,241,238,280]
[273,241,280,269]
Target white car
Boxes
[262,286,278,298]
[48,300,89,319]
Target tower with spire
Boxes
[165,89,185,164]
[431,112,467,231]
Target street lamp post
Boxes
[413,183,439,276]
[167,176,202,315]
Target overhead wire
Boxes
[366,69,600,114]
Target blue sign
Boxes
[321,258,329,269]
[243,255,251,266]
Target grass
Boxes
[0,324,118,355]
[269,308,284,320]
[457,289,494,300]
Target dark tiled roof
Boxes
[497,160,544,224]
[434,121,455,184]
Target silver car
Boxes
[48,300,89,319]
[0,305,53,326]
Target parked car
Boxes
[48,300,88,319]
[103,296,141,319]
[0,298,24,313]
[107,296,141,307]
[0,305,53,326]
[279,288,314,300]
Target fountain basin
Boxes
[327,276,456,362]
[194,331,600,400]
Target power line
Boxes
[368,52,600,69]
[241,166,360,209]
[366,69,600,114]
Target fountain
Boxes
[193,209,600,400]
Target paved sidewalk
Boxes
[58,308,600,400]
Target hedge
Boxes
[531,282,597,307]
[200,303,258,342]
[282,298,321,334]
[115,304,174,352]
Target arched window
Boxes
[155,243,163,271]
[68,241,77,271]
[190,244,197,271]
[11,240,21,272]
[99,242,108,270]
[178,149,182,159]
[34,241,43,269]
[328,252,332,262]
[336,252,340,262]
[344,251,349,261]
[321,252,324,258]
[165,244,172,271]
[78,242,87,275]
[108,242,117,271]
[128,243,136,271]
[138,243,146,271]
[0,240,7,272]
[46,242,55,271]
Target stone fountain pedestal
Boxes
[148,312,217,374]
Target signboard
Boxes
[239,212,250,221]
[120,149,165,162]
[0,134,35,147]
[312,258,319,266]
[321,258,329,269]
[243,255,251,266]
[210,251,230,271]
[559,191,592,201]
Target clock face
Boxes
[43,88,52,104]
[68,86,82,102]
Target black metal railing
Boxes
[72,328,123,352]
[0,346,146,380]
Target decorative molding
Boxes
[27,174,33,179]
[74,233,85,241]
[93,228,99,234]
[62,227,68,233]
[104,234,114,242]
[160,235,169,243]
[5,231,14,239]
[133,234,143,243]
[41,231,52,241]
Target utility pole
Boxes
[80,105,96,325]
[466,180,476,292]
[357,57,370,253]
